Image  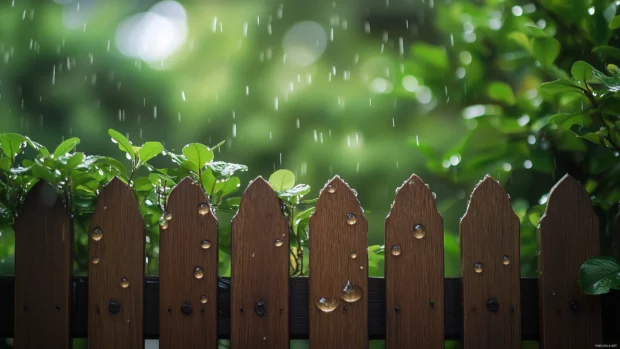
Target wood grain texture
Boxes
[14,181,72,349]
[88,178,144,349]
[230,177,289,348]
[538,174,602,349]
[309,176,368,349]
[615,207,620,262]
[460,176,520,349]
[385,174,443,349]
[159,178,218,349]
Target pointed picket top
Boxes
[14,180,72,349]
[160,176,218,348]
[231,176,289,349]
[460,175,520,349]
[309,175,368,349]
[537,174,601,348]
[385,174,444,348]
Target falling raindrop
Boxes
[200,295,208,304]
[198,203,209,215]
[92,228,103,241]
[315,297,339,312]
[120,277,129,288]
[473,262,483,273]
[502,255,510,265]
[391,245,401,256]
[346,213,357,225]
[341,280,363,303]
[201,240,212,249]
[413,224,425,239]
[274,239,284,247]
[194,267,204,279]
[326,184,336,193]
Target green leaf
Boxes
[220,177,241,195]
[508,32,532,52]
[108,129,135,160]
[527,204,546,228]
[201,168,217,194]
[279,184,311,198]
[532,37,560,67]
[53,137,80,157]
[487,82,515,105]
[269,169,295,191]
[137,142,164,166]
[208,161,248,178]
[579,256,620,295]
[550,112,589,130]
[94,156,128,179]
[410,43,448,72]
[31,161,60,184]
[570,124,603,144]
[182,143,214,173]
[66,152,84,170]
[0,157,10,172]
[571,61,597,84]
[540,79,584,94]
[0,133,27,159]
[133,177,154,192]
[593,46,620,61]
[526,25,547,38]
[609,15,620,29]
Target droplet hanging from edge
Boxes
[201,240,211,249]
[314,297,339,312]
[198,203,209,215]
[274,239,284,247]
[326,184,336,193]
[413,224,426,239]
[92,256,100,264]
[165,213,173,221]
[502,255,510,265]
[200,295,208,304]
[350,252,357,259]
[346,213,357,225]
[92,227,103,241]
[473,262,483,273]
[194,266,204,279]
[120,277,129,288]
[391,245,401,256]
[160,221,169,230]
[341,280,363,303]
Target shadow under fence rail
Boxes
[0,173,619,349]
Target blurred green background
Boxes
[3,0,620,347]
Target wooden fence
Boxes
[0,173,619,349]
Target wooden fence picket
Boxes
[538,174,602,348]
[159,178,218,348]
[14,181,72,349]
[309,176,368,349]
[88,178,144,349]
[230,177,289,349]
[460,176,520,349]
[385,174,444,348]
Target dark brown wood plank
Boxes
[14,181,72,349]
[614,207,620,262]
[159,178,218,348]
[538,174,602,348]
[460,176,520,349]
[385,174,443,348]
[230,177,289,348]
[88,178,144,349]
[309,176,368,349]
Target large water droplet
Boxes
[165,213,173,221]
[473,262,483,273]
[274,239,284,247]
[194,266,204,279]
[120,277,129,288]
[341,280,363,303]
[346,213,357,225]
[200,295,208,304]
[198,203,209,215]
[92,227,103,241]
[201,240,211,249]
[92,256,100,264]
[502,255,510,265]
[326,184,336,193]
[413,224,426,239]
[391,245,401,256]
[315,297,339,312]
[160,221,169,230]
[350,252,357,259]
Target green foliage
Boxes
[579,256,620,295]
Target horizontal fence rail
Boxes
[2,173,620,348]
[1,276,619,340]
